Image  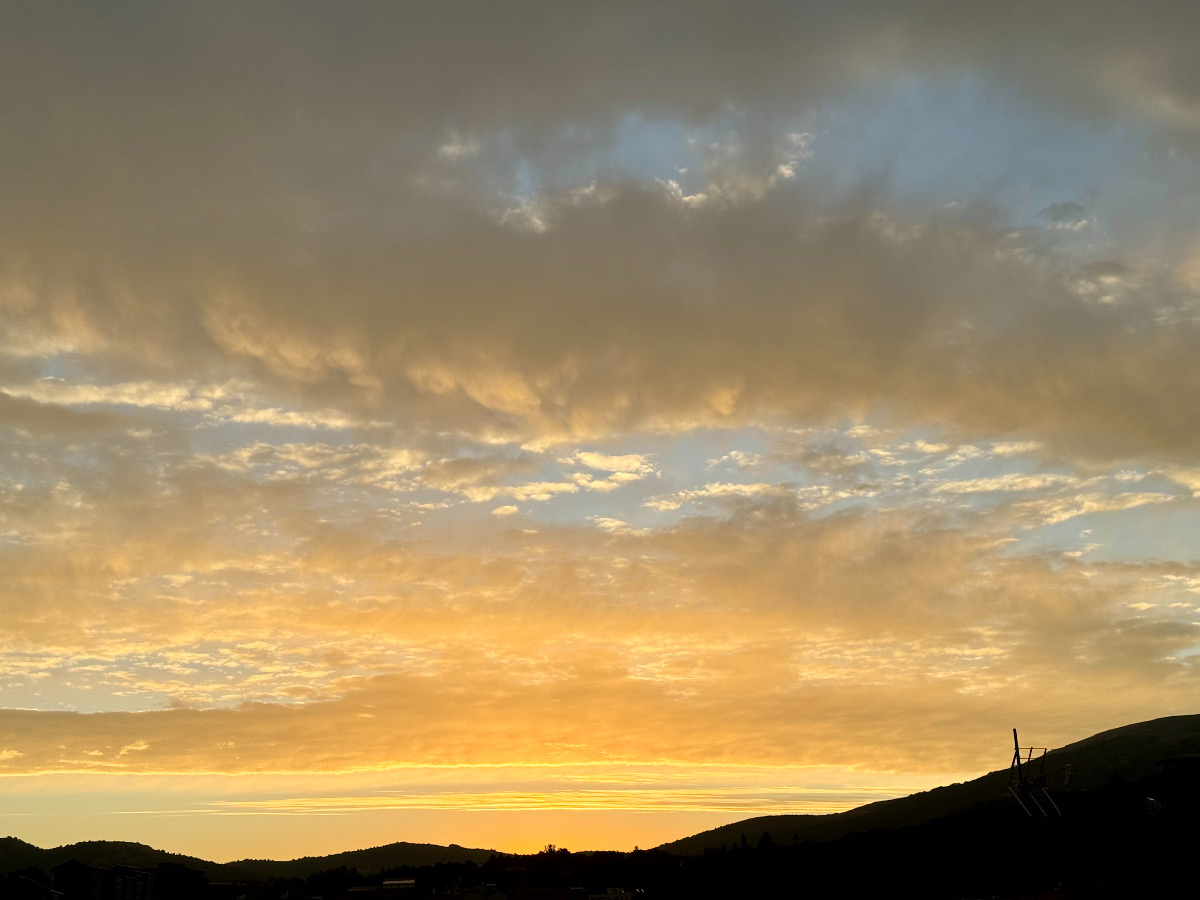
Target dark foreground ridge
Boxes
[3,713,1199,899]
[0,839,494,896]
[658,712,1200,854]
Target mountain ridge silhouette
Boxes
[0,837,494,880]
[657,712,1200,853]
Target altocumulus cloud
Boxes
[1,2,1199,837]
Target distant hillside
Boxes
[0,837,494,881]
[213,841,495,881]
[0,837,55,874]
[658,713,1200,854]
[0,837,215,877]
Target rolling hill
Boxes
[0,837,494,881]
[213,840,495,881]
[657,713,1200,854]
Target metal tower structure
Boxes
[1008,728,1067,816]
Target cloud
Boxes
[8,190,1198,458]
[200,783,903,815]
[589,517,647,537]
[6,379,215,411]
[933,474,1078,494]
[4,480,1197,779]
[1013,491,1176,526]
[0,391,125,434]
[572,452,656,475]
[419,455,540,499]
[2,3,1200,460]
[645,481,840,513]
[647,482,794,512]
[1163,468,1200,498]
[707,450,763,471]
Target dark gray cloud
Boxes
[2,3,1199,460]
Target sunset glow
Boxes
[2,1,1200,862]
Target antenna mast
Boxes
[1008,728,1061,816]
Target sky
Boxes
[2,0,1200,862]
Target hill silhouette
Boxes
[0,837,214,876]
[0,837,493,881]
[658,713,1200,853]
[212,840,494,881]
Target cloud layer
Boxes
[2,0,1200,854]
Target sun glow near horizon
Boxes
[0,763,976,860]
